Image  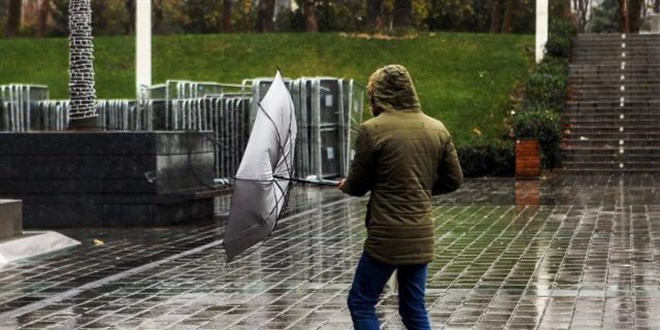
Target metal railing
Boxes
[0,78,364,185]
[0,84,49,132]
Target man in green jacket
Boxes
[339,64,463,329]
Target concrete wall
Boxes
[0,131,215,228]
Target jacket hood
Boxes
[367,64,421,113]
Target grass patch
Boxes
[0,32,533,145]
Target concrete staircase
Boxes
[563,34,660,173]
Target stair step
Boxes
[563,139,660,148]
[564,132,660,140]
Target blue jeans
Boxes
[347,251,431,330]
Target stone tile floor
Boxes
[0,174,659,329]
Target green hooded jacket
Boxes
[342,64,463,265]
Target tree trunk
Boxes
[366,0,383,31]
[221,0,232,32]
[125,0,135,35]
[392,0,412,29]
[628,0,643,32]
[619,0,629,33]
[574,0,592,33]
[489,0,502,33]
[501,0,518,33]
[5,0,22,37]
[303,0,318,32]
[256,0,275,32]
[153,0,164,34]
[38,0,51,37]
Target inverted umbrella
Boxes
[223,70,298,262]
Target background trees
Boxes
[3,0,658,37]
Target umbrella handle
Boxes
[274,176,339,187]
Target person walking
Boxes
[339,64,463,329]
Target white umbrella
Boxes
[223,70,297,261]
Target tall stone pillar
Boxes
[68,0,98,129]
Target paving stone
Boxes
[0,177,660,329]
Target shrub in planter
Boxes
[524,72,567,112]
[513,109,562,169]
[457,141,515,177]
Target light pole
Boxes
[536,0,549,63]
[136,0,152,97]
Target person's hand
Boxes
[338,178,347,191]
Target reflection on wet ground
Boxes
[0,175,659,329]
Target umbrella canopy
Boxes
[224,71,297,262]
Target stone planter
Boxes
[516,139,541,178]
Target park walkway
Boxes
[0,175,659,329]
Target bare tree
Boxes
[303,0,318,32]
[392,0,412,29]
[501,0,519,33]
[38,0,52,37]
[572,0,593,32]
[628,0,643,32]
[5,0,21,37]
[256,0,275,32]
[489,0,502,33]
[221,0,232,32]
[125,0,135,35]
[619,0,629,32]
[366,0,383,31]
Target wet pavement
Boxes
[0,175,659,329]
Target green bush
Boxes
[536,56,569,76]
[513,109,563,169]
[524,72,567,112]
[545,19,578,59]
[457,141,515,177]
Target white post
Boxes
[136,0,152,96]
[536,0,549,63]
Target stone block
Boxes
[0,132,216,228]
[0,200,22,240]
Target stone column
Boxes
[68,0,98,129]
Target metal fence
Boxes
[0,84,49,132]
[0,78,364,184]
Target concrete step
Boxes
[0,231,80,264]
[565,100,660,108]
[570,87,660,94]
[570,64,660,71]
[567,96,660,102]
[562,146,660,156]
[562,154,660,164]
[568,78,660,85]
[573,55,660,62]
[0,199,21,241]
[562,160,660,171]
[565,116,660,126]
[564,132,660,140]
[563,138,660,148]
[565,126,660,135]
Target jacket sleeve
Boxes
[341,125,375,196]
[432,137,463,195]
